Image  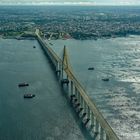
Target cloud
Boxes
[114,0,140,5]
[0,0,140,5]
[0,0,93,3]
[0,0,95,5]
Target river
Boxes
[0,38,88,140]
[49,35,140,140]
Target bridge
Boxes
[35,29,119,140]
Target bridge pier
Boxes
[86,106,91,126]
[55,62,61,77]
[70,81,74,97]
[90,113,95,130]
[94,118,100,138]
[100,127,106,140]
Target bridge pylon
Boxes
[61,45,73,80]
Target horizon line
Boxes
[0,2,140,6]
[0,4,140,6]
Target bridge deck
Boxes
[0,39,87,140]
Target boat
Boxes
[18,83,29,87]
[88,67,94,70]
[33,46,36,48]
[102,78,109,82]
[61,79,69,84]
[24,94,35,98]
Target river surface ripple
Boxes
[50,36,140,140]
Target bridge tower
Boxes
[61,45,70,84]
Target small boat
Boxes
[33,46,36,48]
[18,83,29,87]
[61,79,69,84]
[88,67,94,70]
[102,78,109,82]
[24,94,35,98]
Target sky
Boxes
[0,0,140,5]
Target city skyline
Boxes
[0,0,140,5]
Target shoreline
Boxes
[1,33,140,41]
